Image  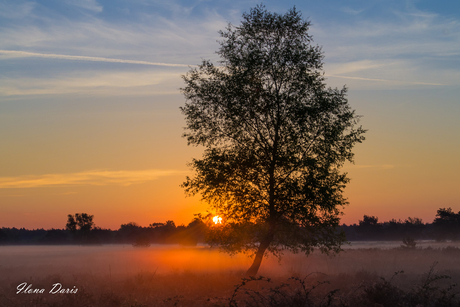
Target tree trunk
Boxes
[246,236,272,276]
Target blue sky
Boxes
[0,0,459,229]
[1,0,459,94]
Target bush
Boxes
[227,264,459,307]
[400,237,416,249]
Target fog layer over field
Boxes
[2,243,460,306]
[1,245,254,279]
[2,242,460,280]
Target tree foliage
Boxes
[181,5,365,275]
[66,213,94,242]
[433,208,460,241]
[66,214,78,233]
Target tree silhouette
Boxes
[66,214,77,233]
[433,208,460,241]
[359,215,379,227]
[66,213,94,242]
[76,213,94,232]
[181,5,365,276]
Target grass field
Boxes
[1,242,460,306]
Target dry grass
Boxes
[1,244,460,306]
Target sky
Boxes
[0,0,459,230]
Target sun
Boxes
[212,215,222,224]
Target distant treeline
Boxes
[1,208,459,245]
[342,208,460,241]
[0,217,207,246]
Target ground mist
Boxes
[1,243,460,306]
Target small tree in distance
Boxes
[433,208,460,241]
[66,213,94,242]
[66,214,78,233]
[181,5,366,276]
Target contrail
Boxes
[0,50,191,67]
[1,50,442,86]
[325,74,443,86]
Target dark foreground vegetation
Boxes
[1,208,459,245]
[2,247,460,307]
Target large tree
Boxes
[181,5,366,276]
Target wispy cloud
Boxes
[325,74,444,86]
[311,4,460,90]
[340,7,366,16]
[0,50,191,67]
[66,0,103,13]
[0,1,457,94]
[0,70,184,96]
[0,1,36,19]
[323,59,443,86]
[0,169,185,189]
[0,2,226,66]
[326,59,392,74]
